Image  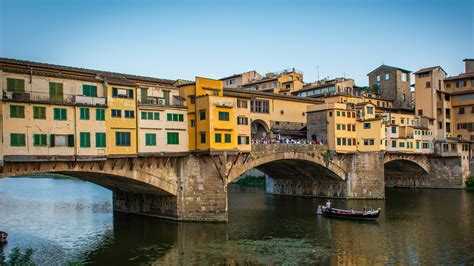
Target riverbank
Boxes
[233,175,266,187]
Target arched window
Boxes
[402,93,406,102]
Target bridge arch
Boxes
[0,158,179,196]
[228,144,346,184]
[251,119,270,138]
[383,154,430,188]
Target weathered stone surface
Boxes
[0,145,470,222]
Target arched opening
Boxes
[251,119,270,139]
[384,159,429,188]
[230,159,346,198]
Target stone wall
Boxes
[307,111,327,142]
[345,152,385,199]
[266,176,346,198]
[175,156,228,222]
[113,191,178,219]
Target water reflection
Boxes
[0,177,473,264]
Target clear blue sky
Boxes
[1,0,473,85]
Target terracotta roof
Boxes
[242,77,278,86]
[414,66,446,75]
[444,71,474,81]
[0,57,176,85]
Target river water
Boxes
[0,176,473,265]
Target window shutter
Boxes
[67,135,74,147]
[50,134,55,147]
[128,89,134,99]
[154,112,159,120]
[112,88,118,97]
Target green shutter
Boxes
[80,132,91,147]
[33,134,47,146]
[147,112,153,120]
[54,108,67,120]
[96,109,105,121]
[10,105,25,118]
[172,113,178,121]
[167,132,179,145]
[33,106,46,119]
[141,112,147,120]
[178,114,184,122]
[50,134,55,147]
[167,113,172,121]
[225,134,231,143]
[96,133,106,148]
[67,135,74,147]
[215,133,222,143]
[80,108,90,120]
[145,133,156,146]
[49,82,64,102]
[141,88,148,103]
[163,91,170,105]
[10,133,26,146]
[7,78,25,92]
[154,112,160,120]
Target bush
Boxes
[466,176,474,191]
[1,247,35,266]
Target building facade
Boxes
[367,65,412,109]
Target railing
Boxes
[2,90,106,106]
[137,97,186,107]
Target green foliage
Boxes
[370,84,380,94]
[321,150,331,167]
[235,175,266,187]
[1,247,35,266]
[466,176,474,191]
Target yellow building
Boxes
[179,77,250,153]
[240,68,304,95]
[137,83,188,155]
[1,60,108,160]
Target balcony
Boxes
[138,96,186,107]
[3,90,105,106]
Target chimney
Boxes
[463,59,474,73]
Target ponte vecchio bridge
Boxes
[0,144,467,222]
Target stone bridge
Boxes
[0,144,468,222]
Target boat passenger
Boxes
[325,200,331,209]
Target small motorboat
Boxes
[0,231,7,244]
[317,203,381,220]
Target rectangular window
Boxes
[82,84,98,97]
[392,140,397,148]
[10,133,26,147]
[237,99,248,108]
[342,138,347,145]
[80,107,90,120]
[459,107,465,114]
[200,132,206,144]
[115,132,131,146]
[33,134,47,147]
[173,113,178,121]
[392,127,397,134]
[218,112,230,121]
[376,75,381,82]
[124,110,135,118]
[250,99,270,113]
[199,111,206,120]
[167,132,179,145]
[145,133,156,146]
[337,138,341,146]
[364,123,371,129]
[401,73,407,82]
[10,105,25,118]
[80,132,91,148]
[215,133,222,143]
[384,73,390,80]
[154,112,160,120]
[336,111,340,116]
[337,124,341,130]
[190,120,195,127]
[111,109,122,118]
[96,132,106,148]
[6,78,25,92]
[33,106,46,119]
[96,109,105,121]
[399,142,405,148]
[53,108,67,120]
[163,90,170,105]
[367,107,374,114]
[49,82,64,102]
[112,87,134,99]
[342,111,346,117]
[49,134,74,147]
[225,134,231,143]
